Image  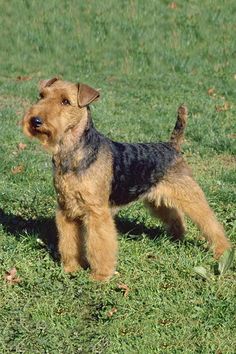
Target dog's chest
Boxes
[52,151,110,218]
[52,156,87,217]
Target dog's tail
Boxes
[170,105,188,152]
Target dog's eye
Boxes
[39,92,44,99]
[61,98,71,106]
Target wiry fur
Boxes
[22,78,231,281]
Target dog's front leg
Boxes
[56,209,88,273]
[84,208,118,281]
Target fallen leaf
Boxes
[160,282,173,290]
[18,142,27,151]
[216,350,223,354]
[16,76,32,81]
[168,2,177,9]
[159,319,173,326]
[207,88,216,96]
[4,267,21,284]
[218,248,235,276]
[117,283,130,297]
[147,253,158,260]
[107,307,117,318]
[227,133,236,139]
[11,165,24,174]
[216,102,230,112]
[193,266,211,281]
[106,76,118,83]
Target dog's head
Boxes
[22,78,100,152]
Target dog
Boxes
[22,78,231,280]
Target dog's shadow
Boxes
[0,208,58,258]
[0,208,164,259]
[115,217,163,240]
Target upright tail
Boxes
[170,105,188,152]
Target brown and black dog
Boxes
[22,78,231,280]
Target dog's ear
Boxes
[78,83,100,107]
[39,77,58,91]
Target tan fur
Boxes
[146,201,186,241]
[170,105,188,152]
[22,79,232,281]
[23,80,89,153]
[56,209,88,272]
[145,160,231,258]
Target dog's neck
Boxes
[52,108,93,155]
[52,108,105,174]
[70,108,93,139]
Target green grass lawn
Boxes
[0,1,235,353]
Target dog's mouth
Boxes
[22,115,53,142]
[29,124,48,135]
[22,112,59,152]
[28,122,51,139]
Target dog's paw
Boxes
[90,272,113,282]
[63,263,79,273]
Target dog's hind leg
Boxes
[145,201,186,241]
[146,174,231,258]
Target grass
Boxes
[0,0,235,353]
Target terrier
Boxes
[22,78,231,281]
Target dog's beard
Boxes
[25,121,58,152]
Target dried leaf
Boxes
[159,319,173,326]
[106,76,118,83]
[18,142,27,151]
[107,307,117,318]
[160,282,173,290]
[4,267,21,284]
[207,88,216,96]
[117,283,130,297]
[218,248,235,276]
[227,133,236,139]
[216,102,230,112]
[147,253,158,260]
[16,76,32,81]
[11,165,24,174]
[168,2,177,9]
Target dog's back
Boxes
[109,140,179,206]
[108,105,188,205]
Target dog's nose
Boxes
[30,116,43,128]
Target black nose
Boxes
[31,116,43,128]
